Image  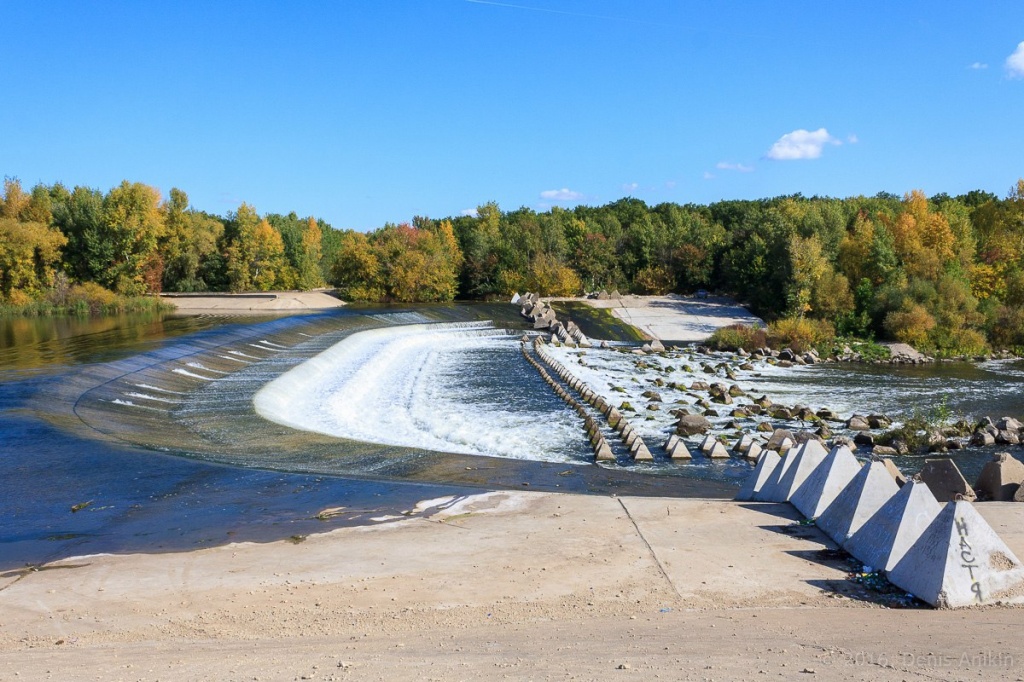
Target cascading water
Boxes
[255,322,591,463]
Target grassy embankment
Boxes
[0,282,173,317]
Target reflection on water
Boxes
[0,312,249,369]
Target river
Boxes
[2,304,1023,570]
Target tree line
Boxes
[2,176,1024,353]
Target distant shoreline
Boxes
[575,293,763,343]
[161,290,346,312]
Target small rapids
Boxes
[255,322,591,463]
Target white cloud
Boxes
[765,128,841,160]
[715,161,754,173]
[540,188,582,201]
[460,208,478,217]
[622,182,639,193]
[1006,41,1024,78]
[847,134,859,144]
[969,62,988,70]
[702,171,715,180]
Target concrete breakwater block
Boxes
[632,440,653,461]
[665,436,692,460]
[789,445,862,520]
[887,501,1024,608]
[752,450,796,502]
[842,480,941,573]
[744,441,764,462]
[815,461,899,544]
[763,439,829,504]
[919,458,977,502]
[732,433,755,454]
[707,441,729,458]
[735,450,782,501]
[974,452,1024,501]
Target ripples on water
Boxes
[5,307,1024,488]
[255,322,590,463]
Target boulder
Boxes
[676,414,711,436]
[971,431,996,447]
[918,458,977,502]
[996,417,1023,432]
[996,430,1021,445]
[846,415,871,431]
[974,452,1024,502]
[765,428,795,452]
[868,415,892,429]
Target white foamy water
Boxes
[254,322,590,463]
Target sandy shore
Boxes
[161,291,345,312]
[583,293,763,342]
[4,491,1024,680]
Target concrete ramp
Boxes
[887,501,1024,608]
[735,450,781,502]
[815,461,899,544]
[789,445,862,520]
[842,480,942,572]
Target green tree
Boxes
[98,181,165,294]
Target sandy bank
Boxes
[161,290,345,312]
[582,293,763,342]
[4,491,1023,680]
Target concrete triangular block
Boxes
[815,461,899,544]
[707,441,729,458]
[768,440,829,503]
[745,442,764,462]
[699,435,717,454]
[789,445,862,520]
[887,501,1024,608]
[735,450,781,501]
[975,452,1024,501]
[733,434,755,454]
[752,450,796,502]
[842,480,942,572]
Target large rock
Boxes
[676,414,711,436]
[975,452,1024,501]
[765,428,795,453]
[846,415,871,431]
[919,458,977,502]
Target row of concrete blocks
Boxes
[531,338,653,462]
[514,293,591,345]
[736,439,1024,608]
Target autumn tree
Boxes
[90,181,165,294]
[224,204,288,292]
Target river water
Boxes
[2,304,1023,570]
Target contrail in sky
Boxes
[464,0,678,28]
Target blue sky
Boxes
[3,1,1023,230]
